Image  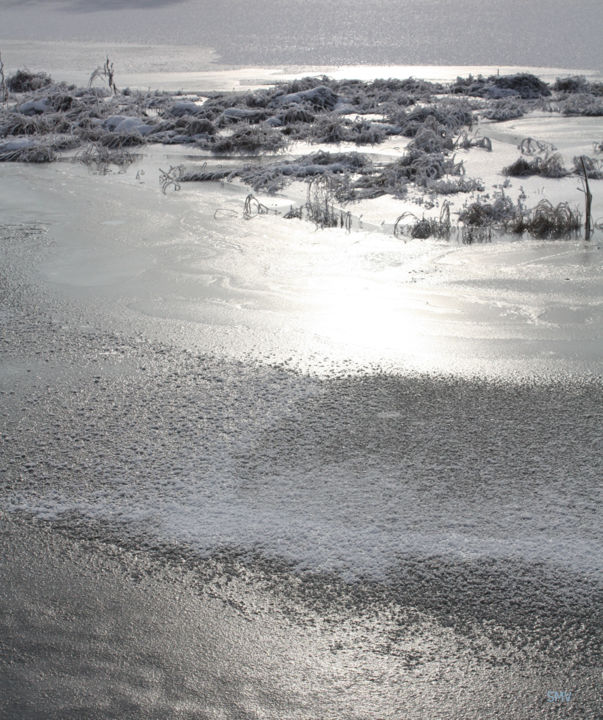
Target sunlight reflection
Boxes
[304,273,428,359]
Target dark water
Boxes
[185,0,603,70]
[2,0,603,71]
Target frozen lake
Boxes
[0,62,601,718]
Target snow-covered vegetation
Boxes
[0,65,599,238]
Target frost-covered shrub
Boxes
[271,85,338,111]
[491,73,550,99]
[76,143,136,173]
[373,77,441,96]
[451,73,550,99]
[409,124,454,153]
[211,124,287,154]
[348,120,386,145]
[482,99,525,122]
[373,150,464,193]
[230,151,371,193]
[309,116,348,143]
[219,107,269,125]
[168,100,207,117]
[100,132,146,148]
[459,194,518,227]
[561,93,603,116]
[0,138,56,162]
[428,177,484,194]
[393,204,452,240]
[574,155,603,179]
[522,200,582,238]
[177,116,216,135]
[278,107,316,124]
[180,167,232,183]
[278,76,333,94]
[553,77,603,97]
[7,69,52,93]
[504,153,568,178]
[454,132,492,151]
[553,76,590,94]
[395,102,473,137]
[459,194,581,239]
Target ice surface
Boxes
[0,64,601,588]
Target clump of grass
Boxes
[211,124,287,154]
[409,123,454,153]
[89,57,118,95]
[283,205,303,220]
[450,73,550,99]
[392,101,474,137]
[428,177,484,194]
[561,93,603,116]
[396,150,465,187]
[77,143,136,174]
[1,112,45,136]
[304,176,351,230]
[393,202,451,240]
[7,69,52,93]
[454,130,491,151]
[504,138,568,178]
[553,76,591,94]
[180,164,232,183]
[271,84,339,111]
[504,153,568,178]
[459,193,518,227]
[278,107,315,124]
[490,73,551,99]
[170,116,216,136]
[481,99,526,122]
[305,176,338,228]
[0,138,56,162]
[308,116,348,143]
[574,155,603,180]
[459,193,582,239]
[522,200,582,238]
[224,150,371,195]
[461,225,492,244]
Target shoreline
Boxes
[1,39,602,90]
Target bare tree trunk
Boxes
[580,156,593,240]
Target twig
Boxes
[159,165,183,193]
[0,51,8,105]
